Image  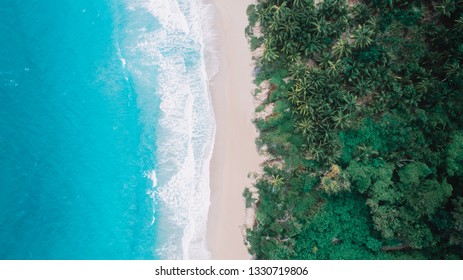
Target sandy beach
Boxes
[205,0,261,259]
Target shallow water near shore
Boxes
[0,0,215,259]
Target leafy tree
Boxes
[446,131,463,176]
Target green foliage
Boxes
[447,131,463,176]
[250,36,264,51]
[246,4,258,28]
[398,162,432,186]
[243,187,255,208]
[450,197,463,246]
[320,164,351,194]
[295,193,384,260]
[246,0,463,260]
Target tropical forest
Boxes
[244,0,463,259]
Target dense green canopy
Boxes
[245,0,463,259]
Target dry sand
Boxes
[205,0,261,259]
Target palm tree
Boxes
[355,144,379,162]
[295,118,314,135]
[289,62,308,79]
[269,174,284,193]
[435,0,456,17]
[297,101,311,117]
[299,4,317,27]
[270,2,289,21]
[317,52,333,69]
[415,78,433,94]
[308,143,324,161]
[307,72,324,91]
[288,79,308,105]
[341,93,358,112]
[403,91,421,109]
[324,148,342,165]
[319,0,348,18]
[454,15,463,31]
[263,46,279,62]
[331,110,351,130]
[310,18,328,37]
[292,0,309,9]
[288,90,301,106]
[444,61,463,80]
[332,38,351,58]
[338,14,350,28]
[305,130,318,147]
[351,3,372,24]
[327,59,342,77]
[302,34,323,57]
[256,5,273,30]
[354,77,372,96]
[263,37,279,62]
[351,25,374,49]
[281,17,301,40]
[282,41,299,58]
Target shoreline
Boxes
[205,0,261,259]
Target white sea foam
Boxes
[197,1,220,80]
[145,170,157,188]
[123,0,219,259]
[143,0,189,34]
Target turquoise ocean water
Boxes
[0,0,216,259]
